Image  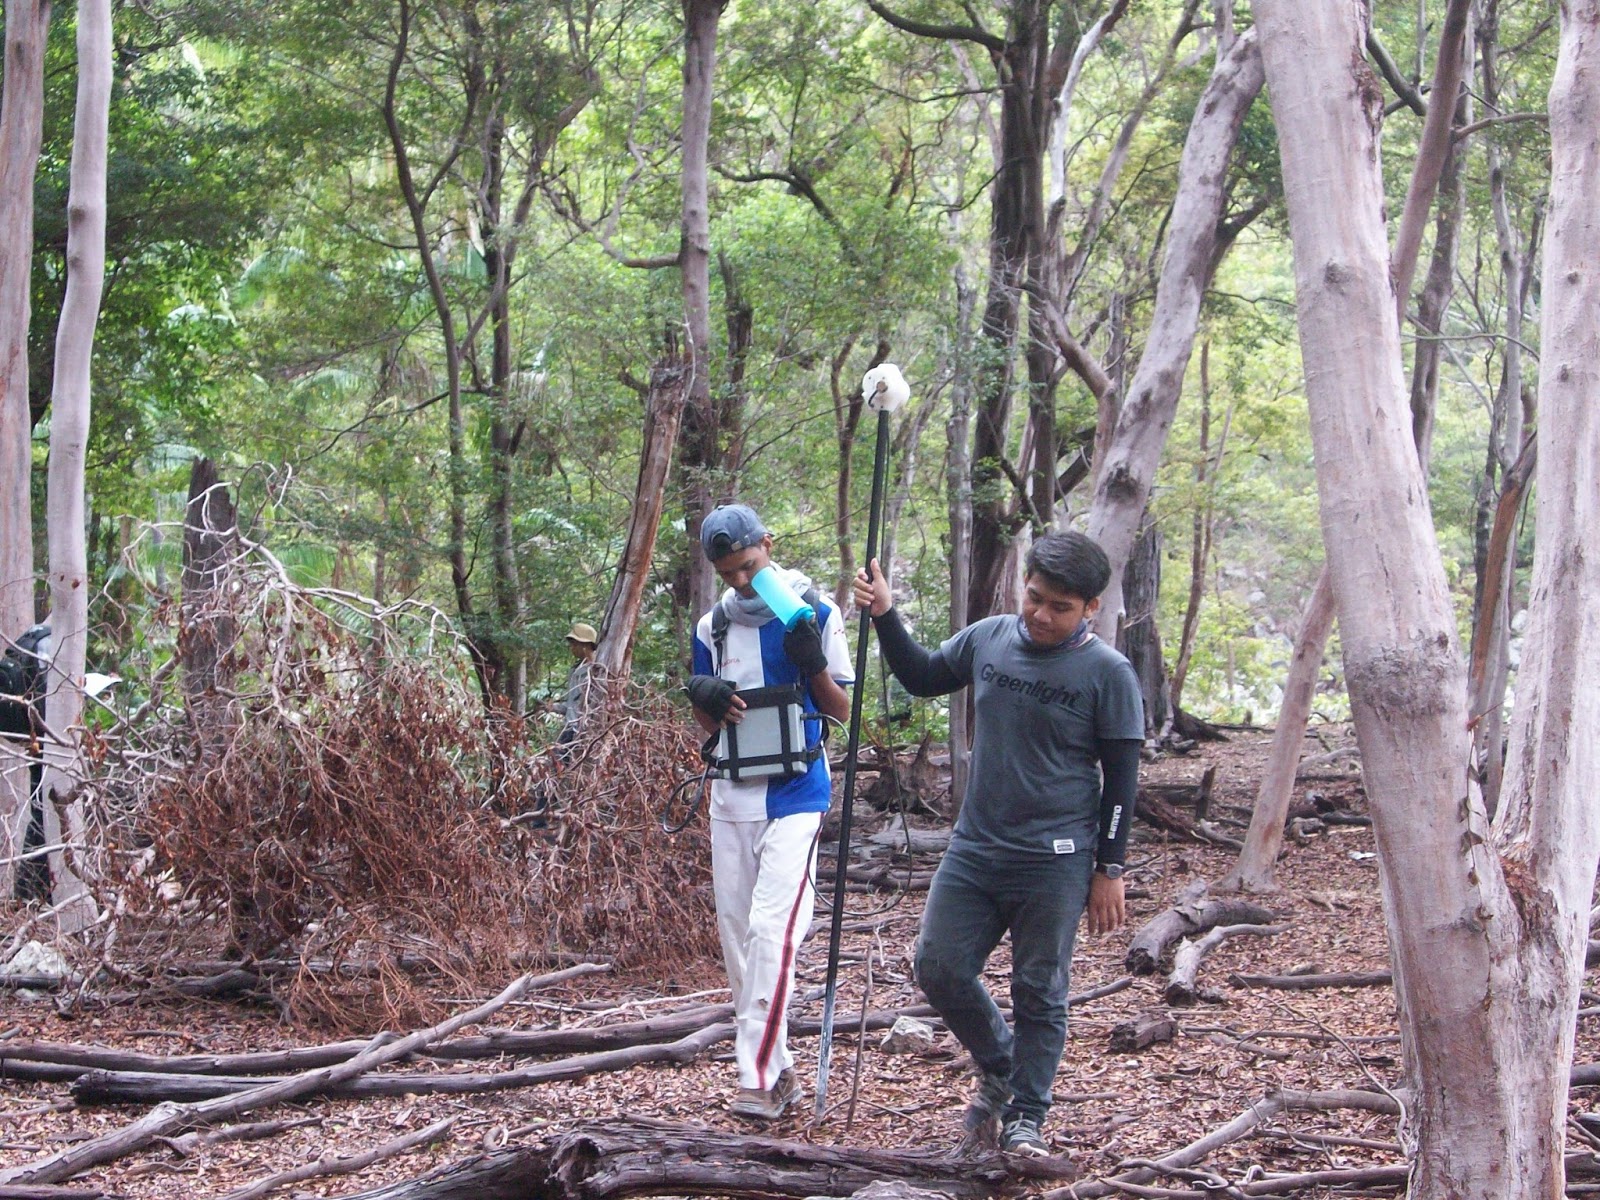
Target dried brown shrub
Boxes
[121,545,720,1028]
[520,677,721,977]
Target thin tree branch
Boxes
[865,0,1006,54]
[1453,110,1547,139]
[1366,30,1427,115]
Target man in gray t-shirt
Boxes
[853,531,1143,1158]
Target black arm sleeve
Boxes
[871,607,964,698]
[1096,738,1141,868]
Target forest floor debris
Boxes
[1,729,1595,1198]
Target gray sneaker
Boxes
[962,1069,1011,1141]
[730,1067,803,1120]
[1002,1115,1050,1157]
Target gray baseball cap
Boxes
[700,504,768,561]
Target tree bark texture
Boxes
[338,1118,1066,1200]
[1485,3,1600,1196]
[39,0,110,920]
[966,0,1049,625]
[1086,30,1263,636]
[180,459,239,760]
[595,354,690,689]
[1253,2,1563,1196]
[1389,0,1471,313]
[1220,565,1336,893]
[1118,514,1167,737]
[677,0,723,623]
[0,0,51,643]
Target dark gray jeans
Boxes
[915,846,1095,1123]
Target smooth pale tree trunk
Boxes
[1219,564,1336,893]
[677,0,722,622]
[1045,0,1129,209]
[1221,8,1468,896]
[0,0,50,644]
[1389,0,1470,312]
[1487,5,1600,1189]
[1254,2,1596,1195]
[945,262,976,811]
[1087,31,1263,636]
[39,0,111,922]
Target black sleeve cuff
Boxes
[1096,738,1141,867]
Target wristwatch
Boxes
[1095,862,1125,880]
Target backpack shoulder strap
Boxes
[710,603,730,673]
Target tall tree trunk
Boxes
[945,259,976,812]
[1389,0,1471,313]
[1221,2,1469,896]
[594,350,690,690]
[482,116,526,713]
[40,0,110,922]
[1468,3,1540,816]
[966,0,1048,625]
[677,0,722,621]
[1170,342,1230,711]
[1489,8,1600,1197]
[382,0,494,706]
[1086,30,1263,636]
[1219,564,1336,893]
[1253,3,1582,1195]
[1407,83,1469,467]
[0,0,51,643]
[1119,513,1167,738]
[181,458,239,761]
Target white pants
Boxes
[711,811,822,1090]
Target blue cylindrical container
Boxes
[750,566,815,630]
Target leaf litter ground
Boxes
[2,727,1594,1198]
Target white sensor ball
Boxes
[862,363,910,412]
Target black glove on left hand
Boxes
[783,615,830,678]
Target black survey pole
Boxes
[814,394,892,1121]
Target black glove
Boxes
[685,674,737,721]
[783,616,830,678]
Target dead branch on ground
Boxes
[335,1116,1076,1199]
[1165,923,1289,1006]
[0,971,540,1187]
[1126,882,1278,975]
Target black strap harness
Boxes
[704,590,827,781]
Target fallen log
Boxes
[1108,1011,1177,1054]
[218,1116,455,1200]
[68,987,1134,1108]
[1135,793,1243,851]
[1041,1088,1403,1200]
[2,1002,736,1077]
[71,1022,741,1105]
[1166,923,1289,1006]
[0,1188,123,1199]
[0,969,570,1187]
[1228,970,1392,991]
[336,1116,1075,1199]
[1126,883,1277,975]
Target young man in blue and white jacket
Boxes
[686,504,854,1120]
